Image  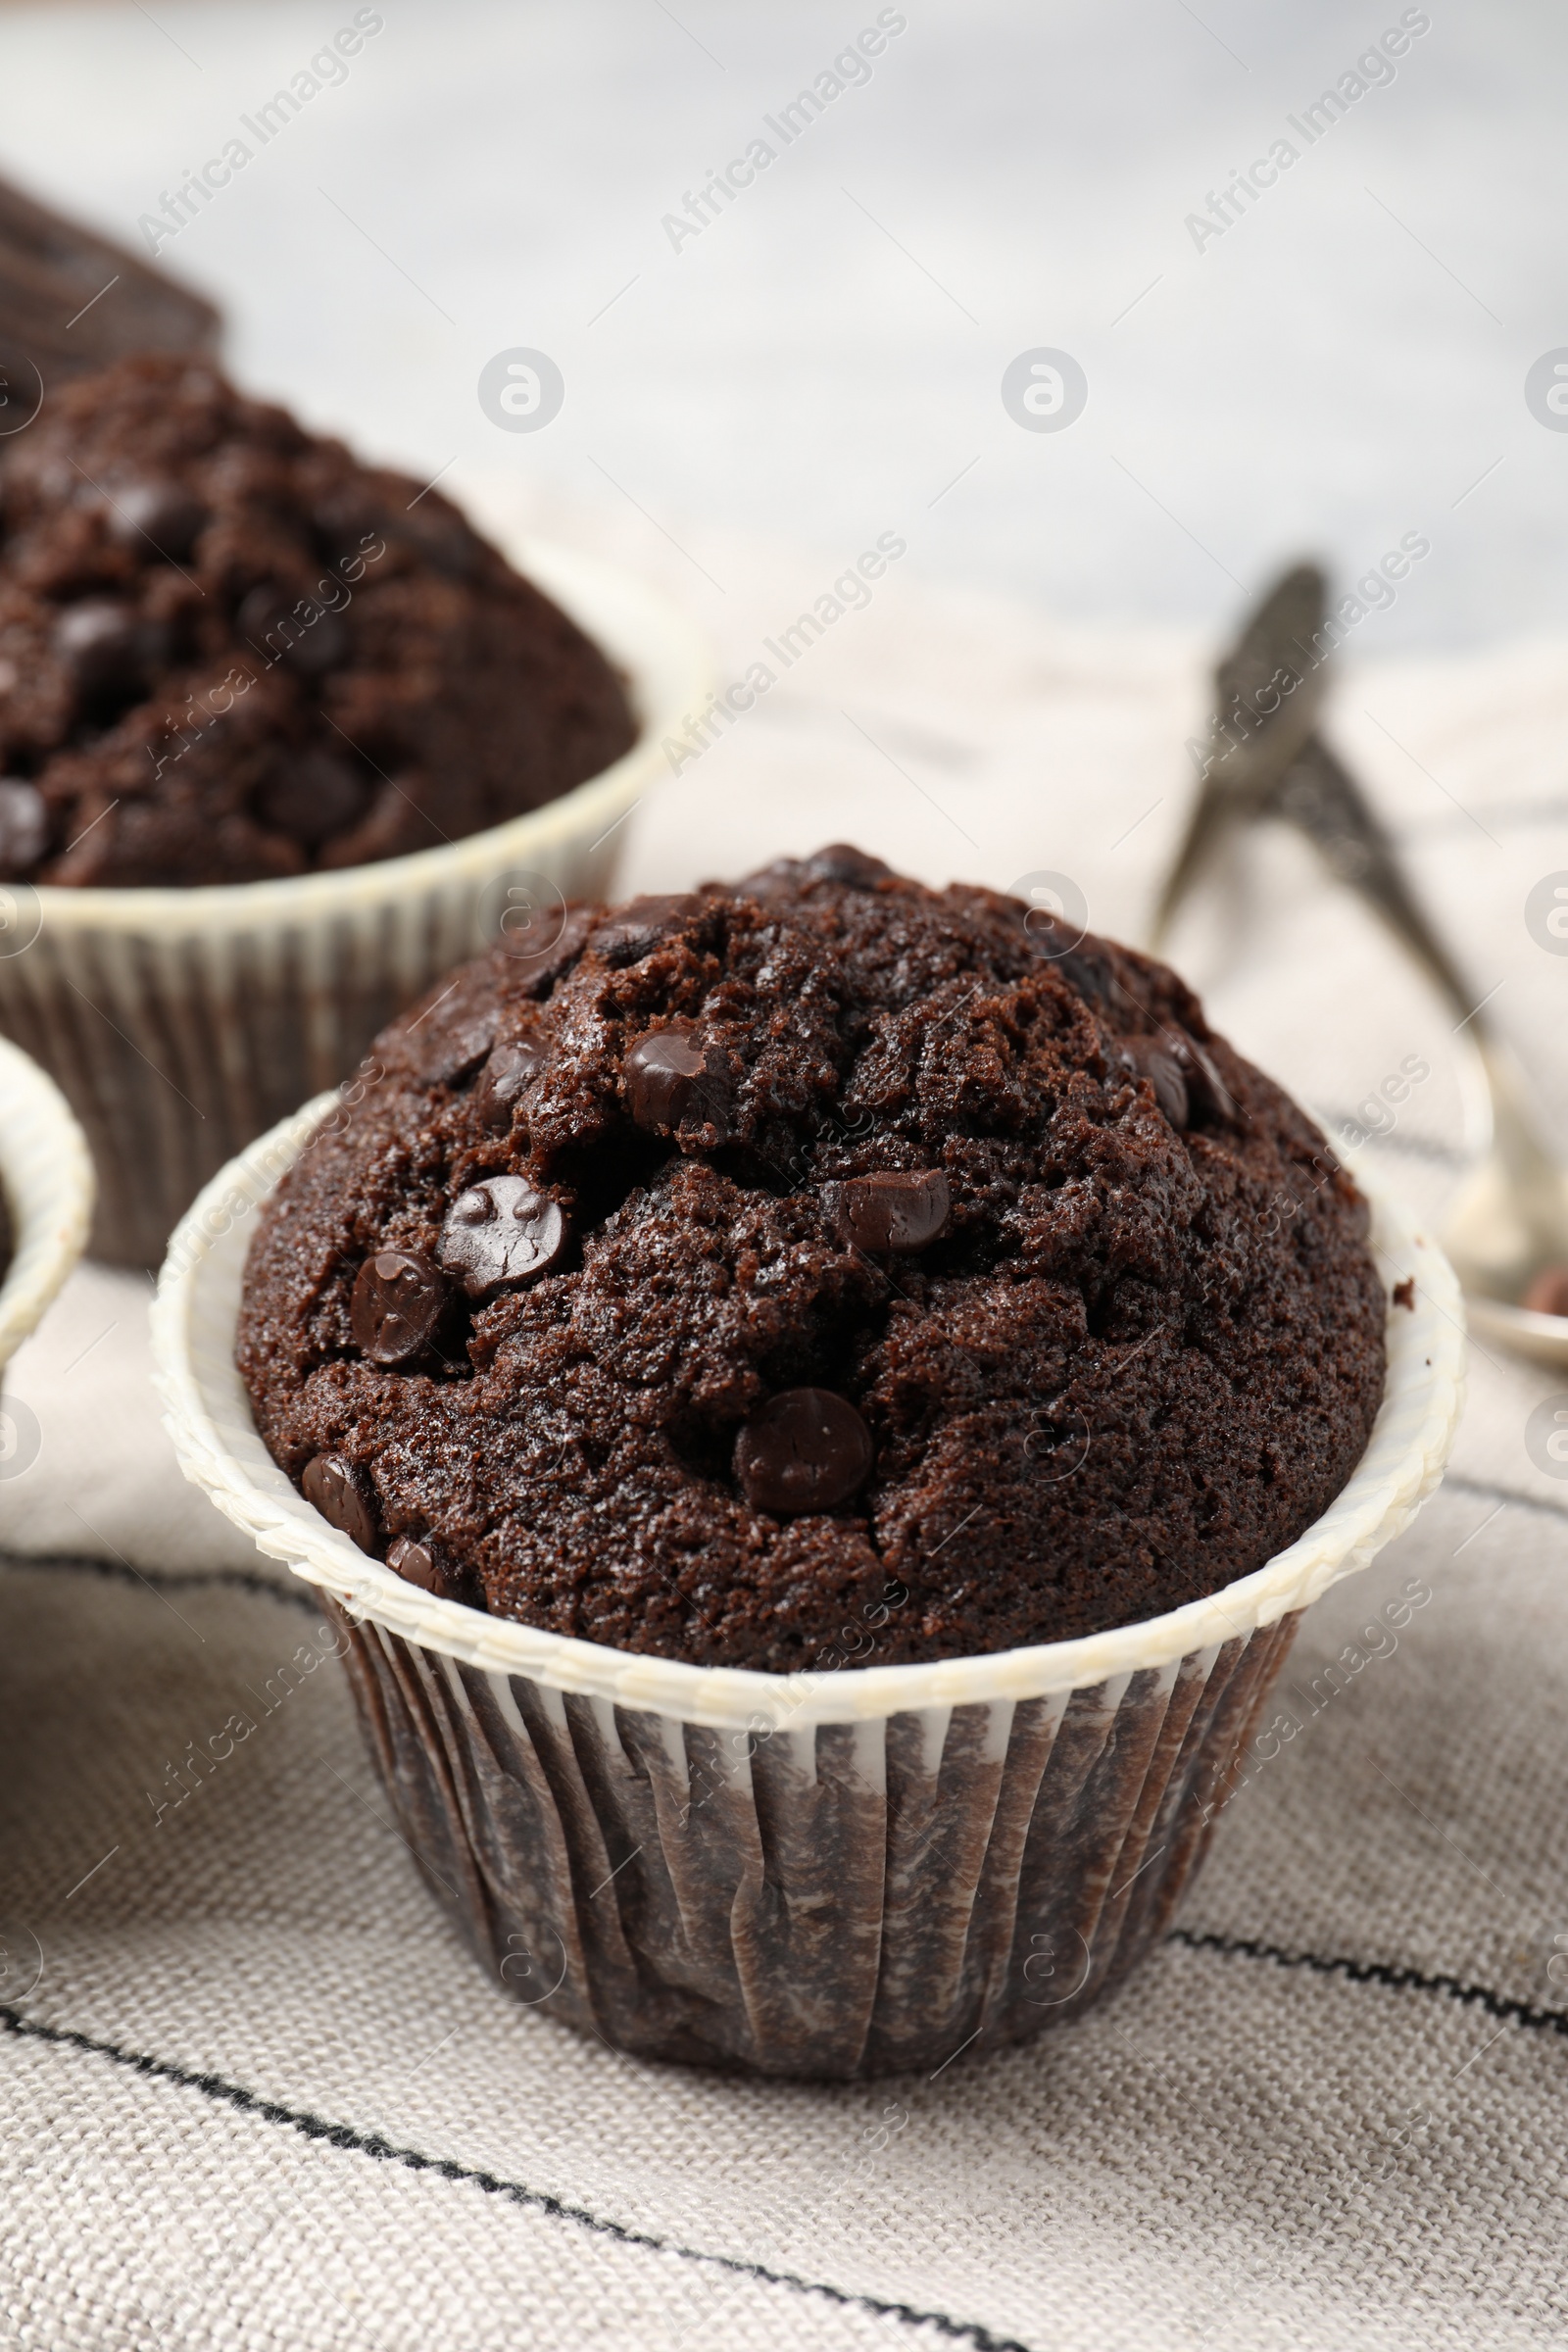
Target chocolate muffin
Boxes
[236,850,1387,1671]
[0,354,635,885]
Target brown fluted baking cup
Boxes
[153,1108,1464,2079]
[330,1609,1298,2076]
[0,536,710,1266]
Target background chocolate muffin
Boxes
[236,849,1387,1671]
[0,353,635,885]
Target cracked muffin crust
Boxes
[236,849,1387,1671]
[0,353,635,885]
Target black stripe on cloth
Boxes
[1443,1474,1568,1525]
[0,1549,323,1615]
[1168,1929,1568,2037]
[0,2002,1035,2352]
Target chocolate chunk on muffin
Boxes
[236,853,1387,1671]
[0,354,636,884]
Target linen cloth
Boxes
[3,496,1567,2352]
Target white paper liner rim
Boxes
[153,1093,1466,1730]
[0,1034,94,1372]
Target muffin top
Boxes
[0,355,635,885]
[236,849,1387,1672]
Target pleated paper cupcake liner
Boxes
[330,1606,1300,2077]
[0,1031,93,1384]
[0,538,710,1266]
[153,1102,1464,2080]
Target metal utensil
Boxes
[1149,563,1330,948]
[1153,564,1568,1367]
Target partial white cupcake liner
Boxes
[0,537,711,1266]
[0,1031,93,1386]
[153,1101,1464,2076]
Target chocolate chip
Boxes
[108,481,207,564]
[0,777,48,873]
[417,1006,497,1088]
[1022,908,1084,964]
[624,1025,733,1140]
[625,1026,699,1115]
[1123,1037,1189,1130]
[736,858,806,902]
[1055,947,1112,1006]
[294,609,351,676]
[238,585,351,678]
[804,845,893,889]
[510,902,594,994]
[301,1452,377,1551]
[734,1387,874,1516]
[438,1176,567,1296]
[589,894,698,966]
[55,599,147,702]
[833,1170,951,1253]
[396,508,479,581]
[351,1250,449,1364]
[1173,1033,1239,1127]
[254,748,369,845]
[142,614,181,670]
[1523,1265,1568,1318]
[474,1037,546,1130]
[312,496,380,550]
[386,1532,462,1597]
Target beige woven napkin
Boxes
[3,504,1566,2351]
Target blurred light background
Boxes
[0,0,1561,649]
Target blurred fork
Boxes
[1152,563,1568,1366]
